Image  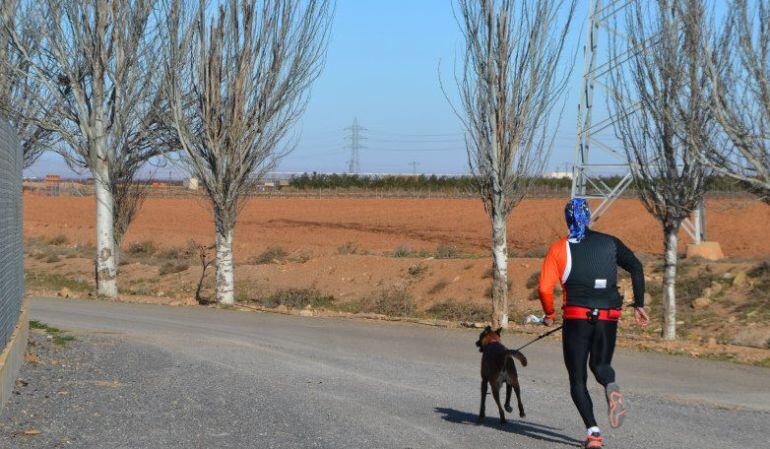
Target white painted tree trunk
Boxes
[215,227,235,305]
[94,160,118,298]
[662,226,679,340]
[491,211,509,329]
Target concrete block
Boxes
[686,242,724,261]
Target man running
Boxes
[538,198,649,449]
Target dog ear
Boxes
[495,327,503,335]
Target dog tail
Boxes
[508,350,527,367]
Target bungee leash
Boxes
[514,324,564,352]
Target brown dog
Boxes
[475,326,527,425]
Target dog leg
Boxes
[491,382,507,425]
[477,379,487,423]
[512,381,526,418]
[504,383,514,413]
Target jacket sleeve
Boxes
[538,241,564,319]
[615,237,645,307]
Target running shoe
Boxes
[584,431,603,448]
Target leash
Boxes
[514,325,564,352]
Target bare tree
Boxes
[110,162,150,265]
[165,0,333,305]
[0,0,58,168]
[0,0,166,297]
[452,0,576,328]
[701,0,770,203]
[610,0,715,340]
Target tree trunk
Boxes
[215,227,235,305]
[491,211,509,329]
[662,225,679,340]
[94,160,118,298]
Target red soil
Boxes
[23,194,770,259]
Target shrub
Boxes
[428,279,449,294]
[435,244,462,259]
[361,285,415,317]
[289,252,312,264]
[748,262,770,292]
[748,261,770,279]
[525,271,540,289]
[392,245,414,258]
[407,263,428,278]
[25,272,90,292]
[427,299,491,322]
[251,246,288,265]
[523,245,548,258]
[127,240,157,256]
[337,241,363,255]
[158,262,189,276]
[158,246,186,260]
[48,234,69,246]
[248,288,335,309]
[45,254,61,264]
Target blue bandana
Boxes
[565,198,591,242]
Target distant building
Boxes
[185,177,199,190]
[45,174,61,182]
[546,171,573,180]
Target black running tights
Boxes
[562,319,618,428]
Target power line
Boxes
[366,129,464,138]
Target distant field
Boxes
[23,194,770,258]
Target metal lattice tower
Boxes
[571,0,705,242]
[572,0,635,221]
[345,118,366,173]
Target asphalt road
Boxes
[5,297,769,448]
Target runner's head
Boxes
[565,198,591,242]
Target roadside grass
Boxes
[756,358,770,368]
[237,286,336,309]
[29,320,76,346]
[29,320,61,333]
[25,271,91,293]
[52,335,76,346]
[359,284,415,317]
[426,299,491,322]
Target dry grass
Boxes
[426,299,491,322]
[250,247,288,265]
[359,284,415,317]
[428,279,449,294]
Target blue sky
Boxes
[27,0,596,178]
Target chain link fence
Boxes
[0,118,24,350]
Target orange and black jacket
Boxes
[538,230,644,321]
